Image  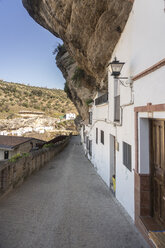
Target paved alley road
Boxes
[0,136,149,248]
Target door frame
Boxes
[134,103,165,243]
[109,134,116,194]
[150,119,165,225]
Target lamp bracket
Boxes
[116,77,133,87]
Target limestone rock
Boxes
[22,0,133,119]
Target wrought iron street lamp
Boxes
[108,57,132,87]
[109,57,125,78]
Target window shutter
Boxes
[123,142,132,171]
[101,130,104,145]
[96,128,98,144]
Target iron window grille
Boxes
[114,79,120,122]
[95,93,108,106]
[96,128,98,144]
[86,136,89,150]
[4,151,9,160]
[123,142,132,171]
[101,130,104,145]
[114,95,120,122]
[89,140,92,156]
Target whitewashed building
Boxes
[81,0,165,244]
[65,113,76,120]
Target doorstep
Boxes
[136,216,165,247]
[149,231,165,248]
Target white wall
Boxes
[134,67,165,107]
[110,0,165,81]
[0,150,14,161]
[106,0,165,219]
[93,104,109,122]
[91,121,110,187]
[82,0,165,221]
[0,150,5,160]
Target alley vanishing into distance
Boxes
[0,137,148,248]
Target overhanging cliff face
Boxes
[22,0,133,119]
[56,47,97,120]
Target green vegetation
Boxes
[0,80,77,119]
[10,152,30,162]
[43,143,54,148]
[10,153,22,162]
[22,153,30,158]
[86,99,94,106]
[72,67,85,86]
[53,43,66,57]
[64,81,72,99]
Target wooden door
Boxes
[151,120,165,225]
[110,135,116,194]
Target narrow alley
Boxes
[0,137,149,248]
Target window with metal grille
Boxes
[89,112,92,125]
[101,130,104,145]
[95,93,108,105]
[123,142,132,171]
[96,128,98,144]
[4,151,9,160]
[86,136,89,150]
[83,125,86,143]
[89,140,92,156]
[114,79,120,122]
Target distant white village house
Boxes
[80,0,165,244]
[64,113,76,120]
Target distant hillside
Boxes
[0,80,77,119]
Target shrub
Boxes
[43,143,54,148]
[10,153,22,162]
[53,43,66,57]
[72,67,85,83]
[64,82,72,99]
[22,153,29,158]
[86,99,94,106]
[33,104,40,110]
[22,102,29,108]
[31,89,43,97]
[7,113,16,119]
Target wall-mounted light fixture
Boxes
[109,57,125,78]
[108,57,132,87]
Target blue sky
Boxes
[0,0,65,89]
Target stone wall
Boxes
[0,135,70,199]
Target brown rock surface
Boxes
[22,0,133,119]
[56,47,97,120]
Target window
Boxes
[96,128,98,144]
[86,136,89,150]
[114,79,120,122]
[123,142,132,171]
[83,125,86,143]
[95,93,108,105]
[89,112,92,125]
[4,151,9,160]
[101,130,104,145]
[89,140,92,156]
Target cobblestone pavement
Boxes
[0,136,149,248]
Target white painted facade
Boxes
[65,113,76,120]
[81,0,165,220]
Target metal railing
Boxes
[95,93,108,106]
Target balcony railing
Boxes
[95,93,108,106]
